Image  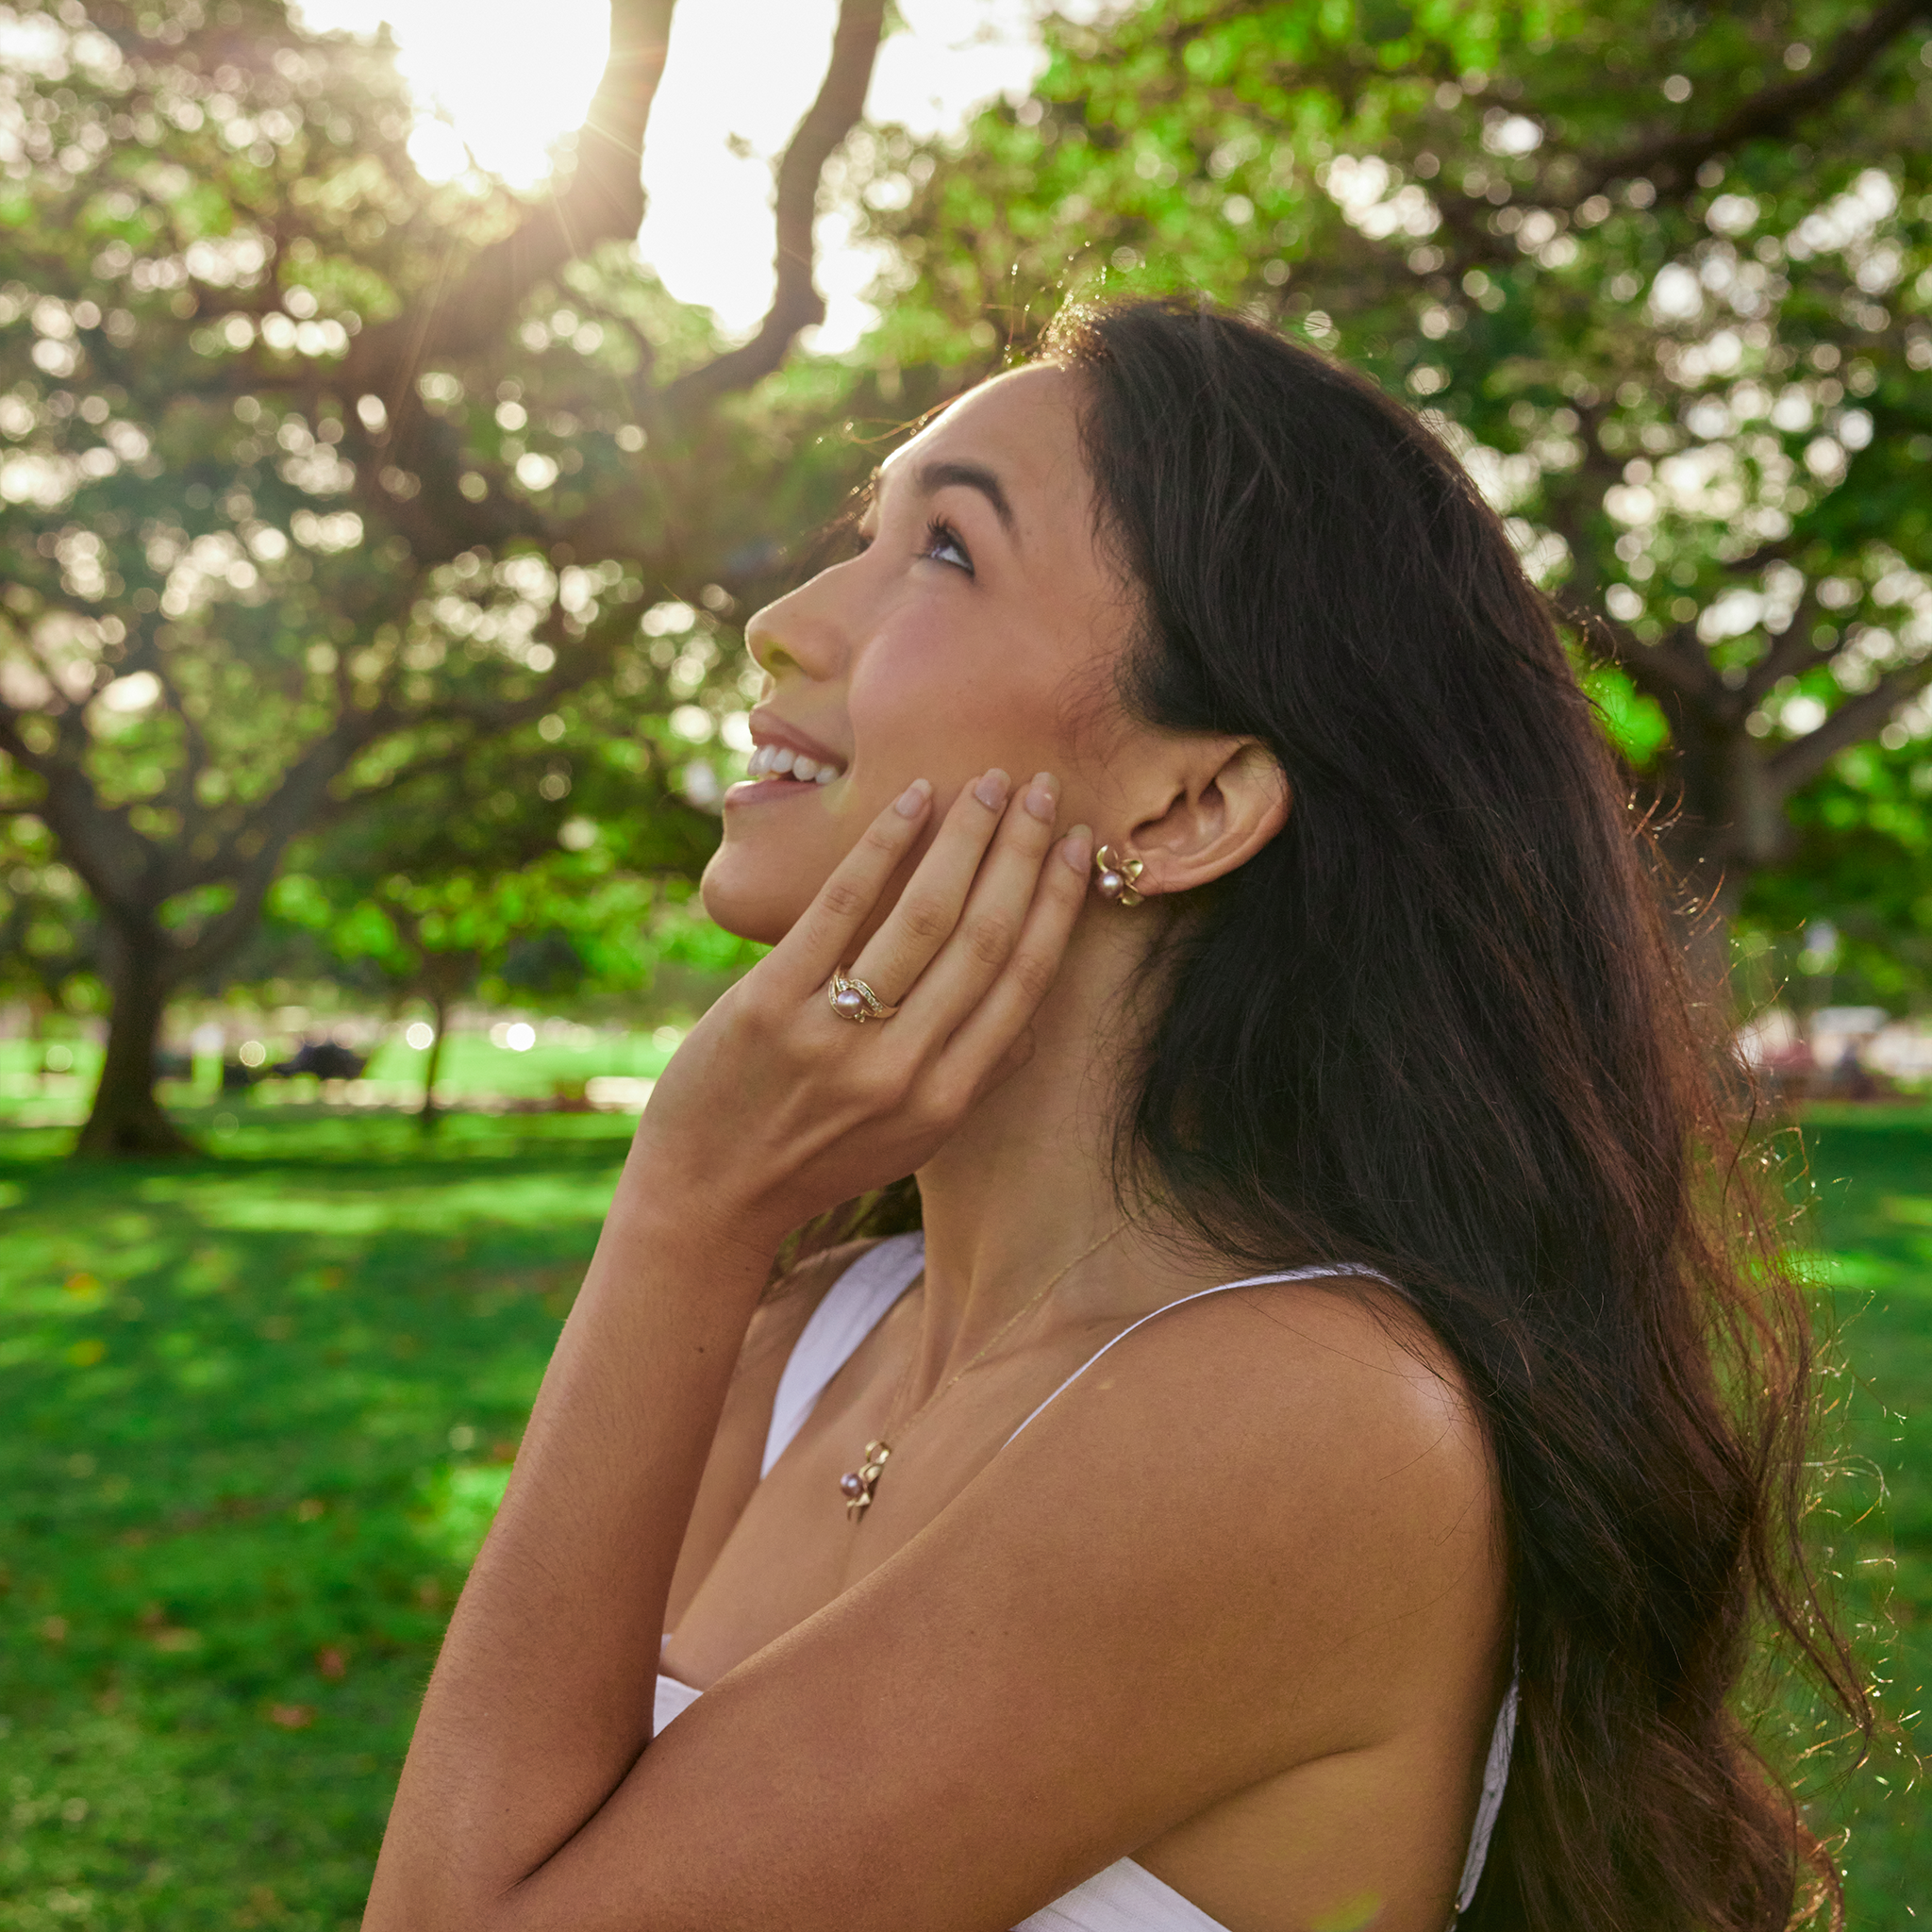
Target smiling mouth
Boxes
[746,743,844,785]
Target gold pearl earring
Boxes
[1092,844,1144,908]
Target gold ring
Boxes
[827,971,900,1024]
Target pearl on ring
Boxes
[826,971,899,1024]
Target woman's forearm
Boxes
[362,1154,777,1928]
[361,774,1085,1928]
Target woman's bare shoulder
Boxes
[1040,1261,1489,1472]
[1130,1270,1496,1547]
[975,1266,1505,1736]
[1192,1267,1492,1460]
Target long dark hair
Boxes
[779,296,1867,1930]
[1041,296,1865,1932]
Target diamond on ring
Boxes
[827,971,899,1024]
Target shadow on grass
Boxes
[0,1113,633,1931]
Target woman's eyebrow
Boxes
[906,458,1019,541]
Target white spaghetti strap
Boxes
[1003,1264,1395,1448]
[759,1232,925,1478]
[1455,1675,1518,1914]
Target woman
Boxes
[365,299,1859,1932]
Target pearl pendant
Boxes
[839,1441,891,1520]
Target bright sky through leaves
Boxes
[292,0,1044,348]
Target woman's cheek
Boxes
[848,654,1012,793]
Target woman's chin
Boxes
[699,852,811,948]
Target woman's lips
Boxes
[724,766,842,807]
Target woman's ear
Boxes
[1128,739,1291,899]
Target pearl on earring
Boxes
[1093,844,1145,908]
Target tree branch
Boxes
[1577,0,1932,199]
[662,0,887,414]
[157,729,354,903]
[339,0,676,397]
[158,723,369,978]
[1765,661,1932,795]
[164,834,296,983]
[1737,589,1825,708]
[1714,530,1803,576]
[29,742,173,911]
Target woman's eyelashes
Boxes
[918,516,974,575]
[846,515,972,574]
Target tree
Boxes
[0,0,889,1154]
[258,682,741,1125]
[853,0,1932,974]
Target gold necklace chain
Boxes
[838,1224,1124,1523]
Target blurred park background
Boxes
[2,0,1929,1922]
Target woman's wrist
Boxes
[607,1136,790,1287]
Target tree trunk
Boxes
[1644,708,1794,1018]
[75,926,195,1158]
[417,995,451,1136]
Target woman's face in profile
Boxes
[701,363,1141,945]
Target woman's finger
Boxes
[841,768,1020,1008]
[931,825,1092,1086]
[876,771,1063,1029]
[761,778,933,997]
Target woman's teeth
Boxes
[746,743,843,784]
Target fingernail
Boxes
[1061,825,1093,872]
[974,768,1010,810]
[894,778,932,818]
[1023,773,1057,822]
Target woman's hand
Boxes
[629,770,1091,1254]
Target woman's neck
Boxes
[906,912,1201,1389]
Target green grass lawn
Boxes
[1799,1107,1932,1916]
[0,1107,1925,1929]
[0,1111,630,1930]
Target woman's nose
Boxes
[744,566,854,684]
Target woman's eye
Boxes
[919,518,974,574]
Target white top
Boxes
[657,1232,1515,1929]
